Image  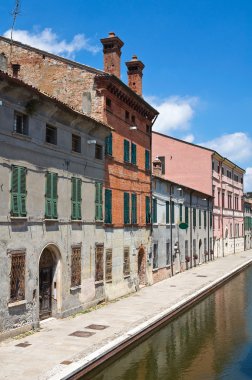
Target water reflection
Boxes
[83,267,252,380]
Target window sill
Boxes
[124,275,131,279]
[10,216,27,221]
[95,280,104,285]
[105,154,114,160]
[8,299,27,308]
[71,150,81,155]
[71,219,82,223]
[44,218,58,222]
[105,279,112,283]
[165,264,171,269]
[12,132,31,141]
[104,223,114,227]
[70,285,81,292]
[152,268,159,272]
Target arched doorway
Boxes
[138,247,146,286]
[39,245,61,320]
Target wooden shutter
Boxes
[105,189,112,223]
[146,196,150,223]
[193,208,196,227]
[19,167,26,216]
[145,150,150,170]
[199,209,201,227]
[185,206,189,225]
[11,166,26,217]
[105,133,112,156]
[131,193,137,224]
[124,192,130,224]
[124,140,130,162]
[72,178,82,220]
[179,204,183,222]
[204,210,207,228]
[45,172,57,218]
[95,182,103,221]
[152,198,157,223]
[131,143,136,165]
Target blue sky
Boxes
[1,0,252,189]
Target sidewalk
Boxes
[1,251,252,380]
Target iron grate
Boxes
[69,331,95,338]
[85,324,109,330]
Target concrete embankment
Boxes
[1,251,252,380]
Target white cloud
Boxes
[200,132,252,164]
[244,167,252,192]
[3,28,100,58]
[183,134,195,143]
[147,96,198,135]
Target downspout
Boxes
[232,167,235,254]
[190,190,193,269]
[170,183,174,276]
[207,196,210,258]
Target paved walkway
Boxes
[1,251,252,380]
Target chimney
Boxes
[100,32,124,78]
[125,55,145,96]
[153,157,162,177]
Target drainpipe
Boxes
[170,182,174,276]
[207,197,210,259]
[190,191,193,269]
[232,167,235,255]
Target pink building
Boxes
[153,132,245,256]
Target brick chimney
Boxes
[153,157,162,177]
[100,32,124,78]
[125,55,145,96]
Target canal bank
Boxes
[1,251,252,380]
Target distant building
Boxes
[152,158,213,283]
[244,194,252,250]
[152,132,245,258]
[0,71,111,339]
[0,34,158,303]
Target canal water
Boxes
[82,265,252,380]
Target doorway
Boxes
[138,247,146,285]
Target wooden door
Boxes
[39,267,52,320]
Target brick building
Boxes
[0,33,158,300]
[152,132,245,258]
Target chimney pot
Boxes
[109,32,116,37]
[100,33,124,78]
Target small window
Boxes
[105,249,112,282]
[46,125,57,145]
[146,124,151,134]
[14,112,28,136]
[10,251,25,302]
[123,247,130,276]
[12,63,20,77]
[125,110,129,120]
[95,244,104,282]
[95,144,103,160]
[72,134,81,153]
[158,156,165,174]
[131,115,135,123]
[71,247,81,287]
[106,97,111,108]
[153,243,158,269]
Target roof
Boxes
[0,35,158,117]
[153,131,245,173]
[0,70,113,131]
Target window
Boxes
[10,251,25,302]
[193,208,196,228]
[12,63,20,77]
[124,139,130,162]
[210,211,213,228]
[95,182,103,221]
[171,201,175,224]
[125,110,129,121]
[131,193,137,224]
[166,241,170,265]
[45,172,58,219]
[95,144,103,160]
[222,192,225,208]
[193,239,196,255]
[123,247,130,276]
[72,134,81,153]
[11,166,27,217]
[105,133,113,156]
[124,192,130,224]
[152,198,157,223]
[105,249,112,282]
[71,177,82,220]
[14,112,28,135]
[146,124,151,134]
[46,125,57,145]
[204,238,207,253]
[71,247,81,287]
[106,97,111,108]
[166,201,170,223]
[199,209,201,228]
[131,115,135,123]
[105,189,112,223]
[185,206,189,225]
[95,244,104,282]
[145,150,150,171]
[146,196,151,223]
[179,204,183,222]
[131,142,137,165]
[233,174,238,182]
[153,243,158,269]
[185,240,188,258]
[204,210,207,228]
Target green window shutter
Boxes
[185,207,189,225]
[105,189,112,223]
[105,133,112,156]
[124,192,130,224]
[146,196,150,223]
[45,172,57,219]
[199,209,201,227]
[124,140,130,162]
[210,211,213,228]
[131,143,136,165]
[193,208,196,227]
[72,178,82,220]
[11,166,26,217]
[204,210,207,228]
[95,182,103,221]
[166,201,170,223]
[171,201,175,224]
[152,198,157,223]
[145,150,150,171]
[131,193,137,224]
[179,204,183,222]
